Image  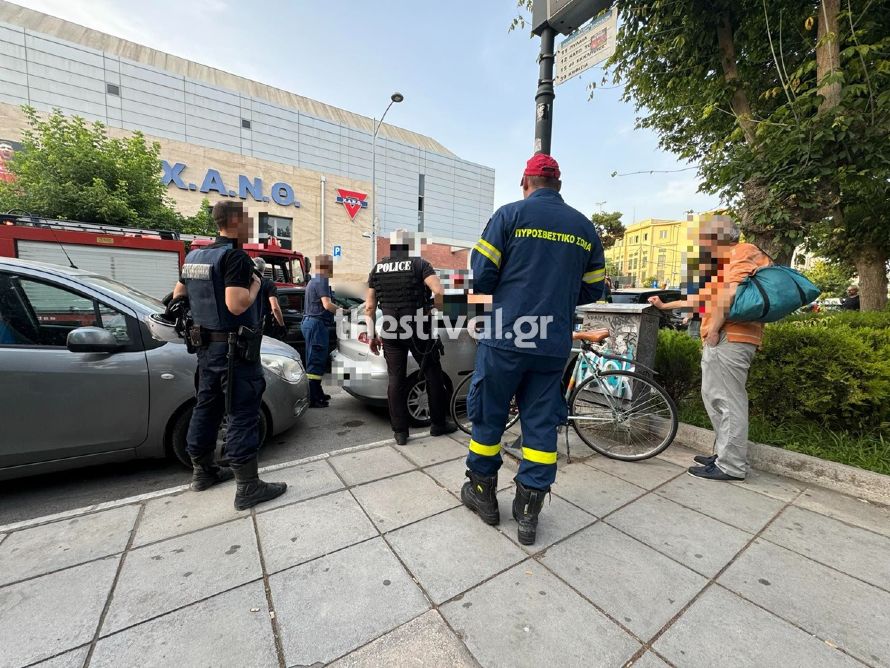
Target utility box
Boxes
[532,0,613,36]
[575,303,660,374]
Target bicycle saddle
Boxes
[572,328,610,343]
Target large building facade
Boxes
[0,1,495,282]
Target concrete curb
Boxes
[0,436,400,535]
[675,422,890,506]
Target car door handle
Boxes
[161,373,175,380]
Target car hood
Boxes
[144,314,301,359]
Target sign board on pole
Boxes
[554,7,618,85]
[333,245,342,259]
[532,0,613,36]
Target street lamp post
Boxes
[370,92,404,267]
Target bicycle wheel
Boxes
[569,370,677,461]
[450,372,520,436]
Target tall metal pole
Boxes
[370,116,378,268]
[534,26,556,155]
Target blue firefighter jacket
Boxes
[471,188,605,359]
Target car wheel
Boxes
[405,373,432,427]
[170,406,269,469]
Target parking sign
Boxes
[333,245,342,259]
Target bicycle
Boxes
[449,328,678,461]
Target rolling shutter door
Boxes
[16,241,180,299]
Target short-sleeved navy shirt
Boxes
[305,274,334,324]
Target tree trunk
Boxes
[816,0,842,112]
[854,245,889,311]
[716,13,757,145]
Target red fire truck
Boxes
[0,213,309,299]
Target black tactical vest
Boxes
[372,256,427,312]
[181,244,261,331]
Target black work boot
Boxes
[512,480,549,545]
[231,458,287,511]
[430,420,458,437]
[393,431,408,446]
[461,470,499,525]
[189,451,233,492]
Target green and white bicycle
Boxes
[450,329,678,461]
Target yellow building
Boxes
[604,211,731,288]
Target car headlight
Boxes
[261,354,305,384]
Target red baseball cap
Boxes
[523,154,561,179]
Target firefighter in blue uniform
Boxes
[171,201,287,510]
[462,155,606,545]
[302,254,337,407]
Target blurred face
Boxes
[698,220,735,258]
[316,255,333,277]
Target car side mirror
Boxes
[67,327,121,353]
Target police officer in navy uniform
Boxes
[302,254,337,407]
[365,230,457,445]
[462,155,605,545]
[172,201,286,510]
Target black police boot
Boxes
[512,480,549,546]
[461,470,499,525]
[231,458,287,511]
[189,451,233,492]
[393,431,409,445]
[430,420,458,437]
[308,380,329,408]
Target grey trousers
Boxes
[700,334,757,478]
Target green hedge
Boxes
[654,312,890,434]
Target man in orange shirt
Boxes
[649,217,770,481]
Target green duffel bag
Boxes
[729,265,820,323]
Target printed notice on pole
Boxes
[555,7,618,86]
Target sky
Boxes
[11,0,720,224]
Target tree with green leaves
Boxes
[590,210,625,248]
[0,106,182,231]
[180,198,216,236]
[513,1,890,309]
[802,258,855,297]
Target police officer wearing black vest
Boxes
[365,230,457,445]
[172,201,286,510]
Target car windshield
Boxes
[79,274,166,311]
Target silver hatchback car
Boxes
[0,258,309,481]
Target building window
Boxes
[259,213,292,250]
[241,118,251,129]
[660,230,668,239]
[634,235,639,244]
[643,233,648,241]
[106,83,120,96]
[417,173,425,232]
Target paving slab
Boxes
[134,484,240,547]
[719,539,890,666]
[442,561,640,667]
[387,507,527,604]
[729,469,807,502]
[583,455,684,490]
[328,445,415,486]
[762,505,890,592]
[256,489,378,573]
[90,581,277,668]
[795,485,890,539]
[495,486,596,554]
[0,556,118,668]
[630,651,671,668]
[606,494,752,577]
[655,475,785,534]
[254,458,345,513]
[541,522,707,640]
[395,434,468,467]
[654,443,702,468]
[31,646,89,668]
[423,457,515,497]
[654,585,860,668]
[328,610,477,668]
[103,517,261,634]
[551,462,645,517]
[270,537,429,666]
[0,505,137,585]
[352,470,459,532]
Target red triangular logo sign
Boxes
[336,189,368,221]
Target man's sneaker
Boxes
[693,453,718,466]
[393,431,409,445]
[461,470,499,525]
[430,420,458,437]
[687,463,744,481]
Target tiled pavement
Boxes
[2,435,889,668]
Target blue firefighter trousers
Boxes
[466,344,567,489]
[187,341,265,465]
